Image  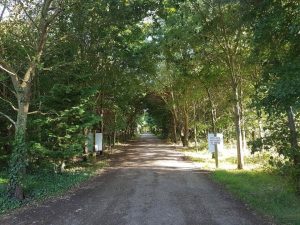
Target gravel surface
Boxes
[0,134,273,225]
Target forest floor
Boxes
[0,134,272,225]
[0,154,108,214]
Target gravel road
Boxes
[0,134,272,225]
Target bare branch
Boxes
[0,111,16,126]
[22,0,62,86]
[0,0,7,21]
[17,0,39,29]
[0,63,18,78]
[0,59,19,79]
[42,62,74,71]
[233,28,242,55]
[28,110,51,116]
[0,96,18,111]
[27,110,40,115]
[0,59,20,90]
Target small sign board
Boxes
[209,136,221,144]
[95,133,103,152]
[208,133,224,153]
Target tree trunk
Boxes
[287,106,300,192]
[258,117,264,139]
[113,113,116,147]
[193,103,198,148]
[172,112,178,143]
[171,91,178,143]
[9,91,30,200]
[233,86,244,169]
[108,134,112,149]
[206,88,216,133]
[239,82,247,153]
[59,161,66,173]
[287,107,300,164]
[257,111,264,151]
[113,130,116,147]
[84,128,89,154]
[241,115,247,153]
[207,88,217,159]
[182,104,189,147]
[226,50,244,169]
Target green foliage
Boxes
[245,0,300,189]
[28,85,101,169]
[249,112,300,187]
[249,0,300,121]
[0,160,107,214]
[143,94,172,138]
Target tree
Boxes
[188,0,255,169]
[0,0,66,199]
[248,0,300,191]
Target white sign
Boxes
[95,133,103,152]
[209,136,221,144]
[208,133,224,153]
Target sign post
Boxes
[208,133,223,168]
[214,133,219,168]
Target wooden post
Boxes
[92,130,97,158]
[214,133,219,168]
[194,102,198,149]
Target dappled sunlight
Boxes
[112,134,200,171]
[153,160,199,171]
[114,134,266,172]
[180,148,268,171]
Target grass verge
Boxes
[0,158,108,215]
[212,170,300,225]
[179,147,300,224]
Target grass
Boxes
[0,158,108,215]
[178,146,300,225]
[212,170,300,225]
[179,145,271,170]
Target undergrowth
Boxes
[0,159,107,214]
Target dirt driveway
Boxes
[0,134,272,225]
